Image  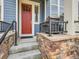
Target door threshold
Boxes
[20,36,33,38]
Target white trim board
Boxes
[1,0,4,21]
[15,0,18,37]
[45,0,46,21]
[34,5,40,24]
[17,0,40,37]
[19,0,34,36]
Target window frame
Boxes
[34,5,40,24]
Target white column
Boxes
[64,0,78,35]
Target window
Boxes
[50,5,58,17]
[60,7,64,16]
[50,0,58,5]
[60,0,64,17]
[60,0,64,7]
[49,0,64,18]
[22,4,32,12]
[34,5,40,24]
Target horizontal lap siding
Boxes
[4,0,16,23]
[40,0,50,22]
[40,0,45,22]
[34,24,40,35]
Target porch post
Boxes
[64,0,78,35]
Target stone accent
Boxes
[0,32,15,59]
[37,33,79,59]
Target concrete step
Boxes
[8,50,41,59]
[9,42,39,54]
[18,37,37,44]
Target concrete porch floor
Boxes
[17,37,37,44]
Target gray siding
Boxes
[40,0,45,22]
[34,24,40,35]
[4,0,16,23]
[40,0,50,20]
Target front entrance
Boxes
[21,4,32,35]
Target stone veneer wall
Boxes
[37,33,79,59]
[0,32,15,59]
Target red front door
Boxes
[21,4,32,35]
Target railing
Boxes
[40,17,68,36]
[74,21,79,23]
[0,21,17,45]
[0,21,11,32]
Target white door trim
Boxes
[20,3,34,36]
[16,0,40,37]
[17,0,35,37]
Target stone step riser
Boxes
[8,50,41,59]
[9,45,39,54]
[21,54,42,59]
